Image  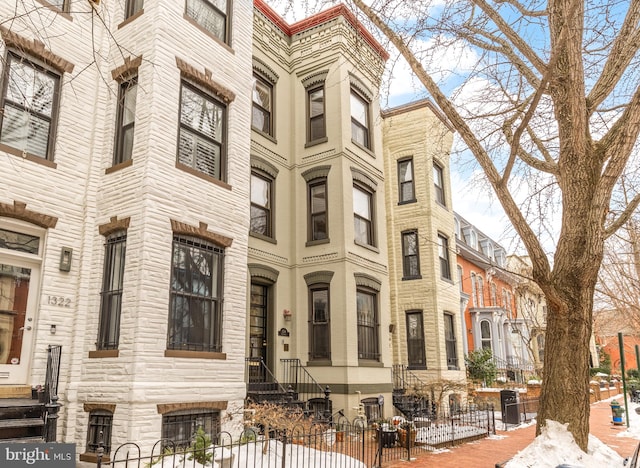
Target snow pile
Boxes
[505,420,624,468]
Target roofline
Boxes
[254,0,390,61]
[382,98,455,133]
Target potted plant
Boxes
[335,423,345,442]
[397,422,416,448]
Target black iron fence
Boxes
[96,407,495,468]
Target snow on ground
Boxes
[505,395,640,468]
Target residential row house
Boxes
[0,0,513,459]
[0,0,253,459]
[455,214,536,382]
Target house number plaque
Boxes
[47,295,72,307]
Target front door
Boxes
[249,283,270,381]
[0,225,42,385]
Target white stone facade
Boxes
[0,0,252,455]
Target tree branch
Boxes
[494,0,547,17]
[605,193,640,238]
[587,0,640,112]
[352,0,552,281]
[470,0,546,74]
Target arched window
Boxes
[480,320,492,351]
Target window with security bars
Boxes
[357,288,379,361]
[406,311,426,368]
[86,410,113,454]
[177,82,225,181]
[97,231,127,350]
[308,179,328,241]
[162,409,220,450]
[309,285,330,360]
[401,230,420,278]
[398,158,415,203]
[167,235,224,352]
[250,171,273,238]
[444,313,458,369]
[185,0,228,43]
[252,74,273,136]
[0,53,61,160]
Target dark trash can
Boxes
[500,389,520,425]
[381,429,397,447]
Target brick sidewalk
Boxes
[384,398,640,468]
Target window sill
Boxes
[0,144,57,169]
[402,275,422,281]
[351,139,375,157]
[183,14,234,55]
[252,127,277,144]
[435,200,449,210]
[175,162,232,190]
[80,453,110,463]
[118,9,144,29]
[35,0,72,21]
[249,231,277,244]
[88,350,119,359]
[306,360,332,367]
[358,360,383,367]
[407,366,427,371]
[398,199,417,205]
[354,240,379,253]
[305,137,328,148]
[105,159,133,174]
[305,238,330,247]
[441,277,455,285]
[165,350,226,360]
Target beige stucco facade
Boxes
[382,101,467,387]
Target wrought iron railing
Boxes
[43,345,62,442]
[280,359,325,402]
[245,357,289,402]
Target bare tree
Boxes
[347,0,640,451]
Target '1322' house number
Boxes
[47,295,71,307]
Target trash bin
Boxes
[381,429,397,447]
[610,399,624,425]
[500,389,520,425]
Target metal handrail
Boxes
[244,357,288,393]
[280,358,324,401]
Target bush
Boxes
[465,349,498,386]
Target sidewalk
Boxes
[384,398,640,467]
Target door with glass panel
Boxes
[0,226,42,384]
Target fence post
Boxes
[96,432,104,468]
[45,394,61,442]
[281,432,287,468]
[323,386,331,422]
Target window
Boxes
[406,311,426,368]
[457,265,463,292]
[309,285,330,360]
[401,230,420,279]
[398,158,415,203]
[47,0,69,12]
[113,77,138,165]
[490,283,497,306]
[309,179,328,242]
[249,282,269,362]
[536,334,545,363]
[0,53,61,160]
[444,313,458,369]
[185,0,228,43]
[438,234,451,280]
[350,89,370,149]
[177,82,225,181]
[353,185,374,246]
[470,273,477,306]
[361,397,382,422]
[476,276,484,306]
[250,171,273,238]
[357,288,379,361]
[167,235,224,352]
[480,320,492,351]
[252,74,273,136]
[162,409,220,450]
[85,410,113,455]
[433,162,445,205]
[97,231,127,350]
[308,85,326,142]
[125,0,144,18]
